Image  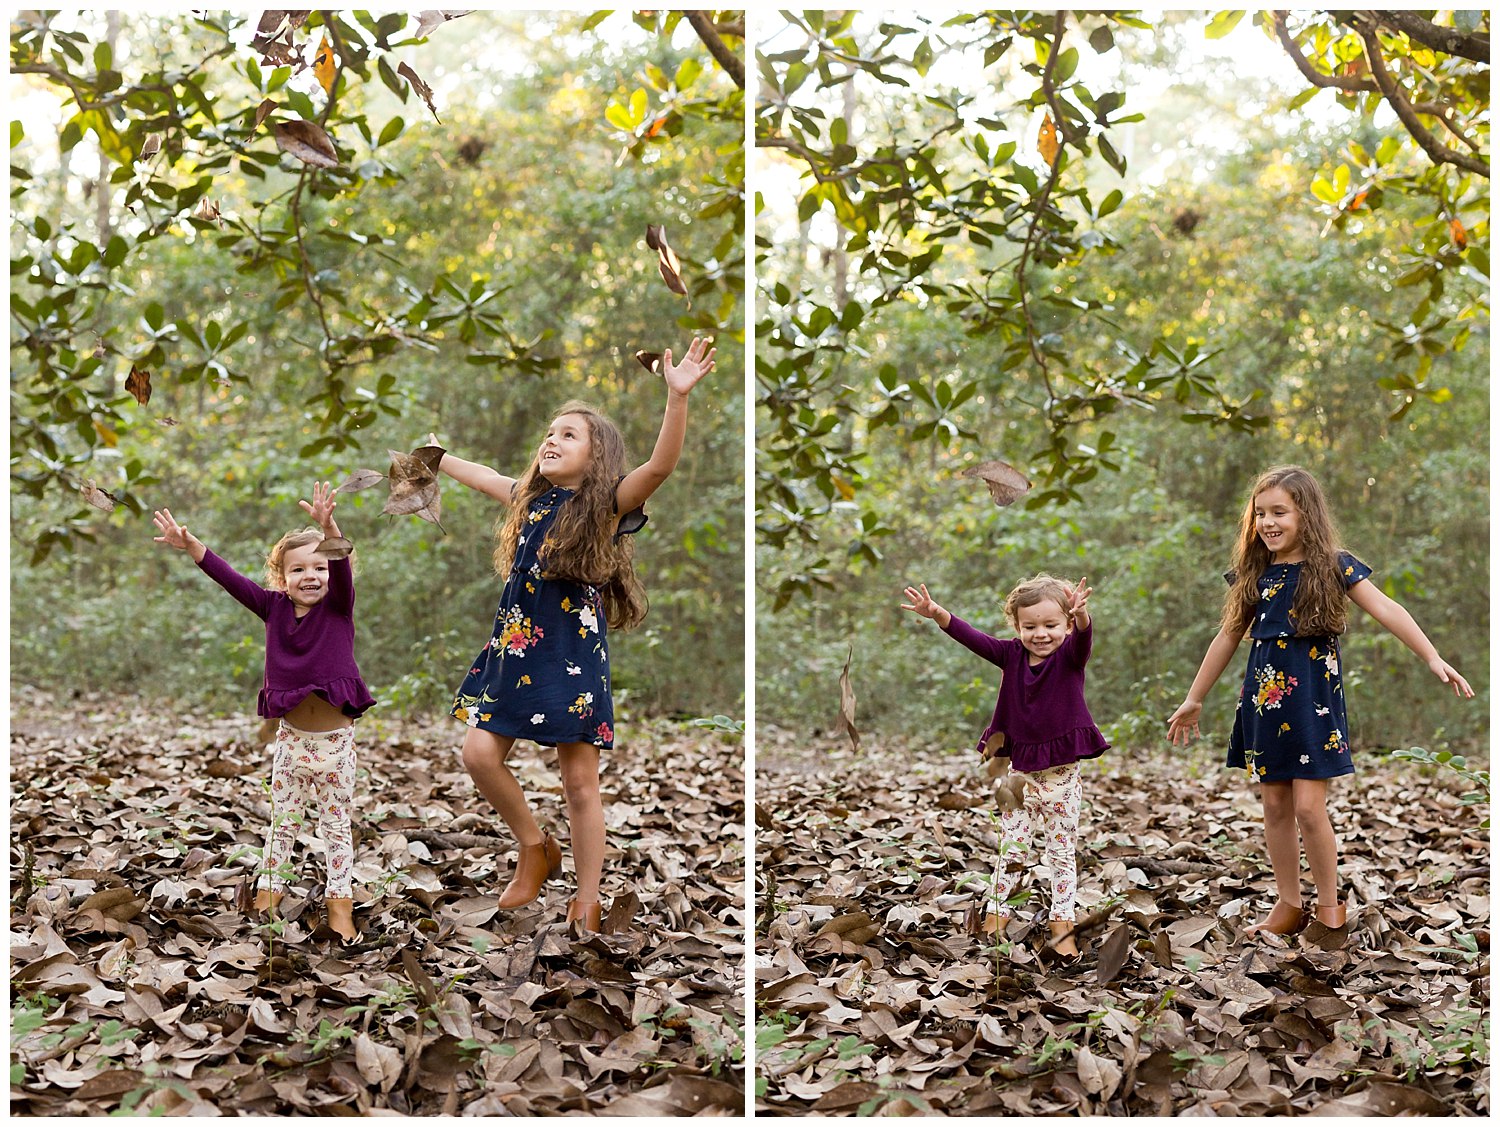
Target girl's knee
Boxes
[562,772,601,808]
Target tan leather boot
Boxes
[566,897,602,931]
[496,833,562,909]
[326,897,357,942]
[1047,919,1080,959]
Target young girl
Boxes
[901,574,1107,958]
[1167,465,1472,937]
[152,482,373,942]
[438,336,715,931]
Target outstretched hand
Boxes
[299,481,337,531]
[661,336,716,396]
[1429,658,1475,699]
[1165,699,1202,745]
[1064,576,1092,620]
[151,508,193,551]
[900,584,943,621]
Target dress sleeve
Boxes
[326,554,355,616]
[1063,618,1093,667]
[613,476,648,540]
[1337,551,1373,589]
[197,549,274,620]
[940,613,1015,667]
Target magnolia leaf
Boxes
[836,645,859,753]
[397,61,440,122]
[316,536,352,560]
[1038,114,1060,166]
[194,197,221,223]
[644,223,690,301]
[124,365,151,406]
[634,350,663,374]
[414,10,472,38]
[959,459,1031,506]
[80,479,117,512]
[313,35,336,96]
[1095,923,1131,985]
[335,468,386,493]
[253,98,277,131]
[410,443,446,475]
[273,119,338,168]
[383,449,444,529]
[138,134,160,160]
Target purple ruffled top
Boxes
[197,548,376,719]
[941,614,1108,773]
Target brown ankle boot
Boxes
[1245,900,1307,937]
[1047,919,1079,959]
[253,887,284,914]
[1314,902,1347,928]
[566,897,602,931]
[496,833,562,909]
[325,897,357,942]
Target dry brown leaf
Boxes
[124,365,151,406]
[253,98,277,131]
[382,449,443,529]
[644,223,690,302]
[634,350,663,375]
[334,468,385,493]
[315,536,352,560]
[80,479,117,513]
[959,459,1031,507]
[414,10,472,38]
[836,645,859,753]
[272,119,338,168]
[398,61,441,122]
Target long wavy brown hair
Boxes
[1222,465,1350,637]
[492,401,648,631]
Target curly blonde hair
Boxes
[264,527,353,589]
[492,401,648,632]
[1222,465,1350,637]
[1003,574,1074,628]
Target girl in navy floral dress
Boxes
[1168,466,1472,938]
[436,337,714,930]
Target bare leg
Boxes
[461,728,543,846]
[1293,778,1340,913]
[1245,781,1307,935]
[557,742,604,903]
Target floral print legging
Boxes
[991,761,1082,922]
[260,721,356,898]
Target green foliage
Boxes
[12,12,745,718]
[1391,745,1490,827]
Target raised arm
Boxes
[1166,626,1243,744]
[616,337,716,515]
[1348,579,1473,698]
[1065,576,1093,632]
[432,434,516,504]
[900,583,952,629]
[300,480,342,540]
[301,481,354,614]
[155,507,272,619]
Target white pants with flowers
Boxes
[260,721,357,898]
[992,761,1082,922]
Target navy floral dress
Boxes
[1227,551,1372,782]
[452,486,627,749]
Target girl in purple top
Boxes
[902,574,1106,957]
[152,482,373,942]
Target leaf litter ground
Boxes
[755,729,1487,1115]
[10,689,745,1115]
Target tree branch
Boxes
[1353,13,1490,178]
[1368,10,1491,63]
[685,10,744,90]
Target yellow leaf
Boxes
[1038,114,1060,167]
[93,419,118,447]
[314,36,336,96]
[1449,218,1467,248]
[833,475,855,501]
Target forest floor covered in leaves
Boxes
[755,729,1488,1116]
[10,688,745,1115]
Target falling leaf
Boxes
[313,35,336,95]
[124,366,151,406]
[334,468,386,493]
[157,416,179,427]
[1449,218,1467,248]
[253,98,277,131]
[1038,114,1060,166]
[959,459,1031,507]
[80,479,117,513]
[644,224,689,300]
[397,61,441,122]
[315,536,352,560]
[272,120,338,169]
[138,134,160,160]
[383,448,443,529]
[836,645,859,753]
[634,350,663,374]
[414,10,472,38]
[410,443,446,475]
[193,197,220,224]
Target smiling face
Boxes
[538,412,593,488]
[1253,486,1302,561]
[281,542,331,613]
[1014,597,1071,663]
